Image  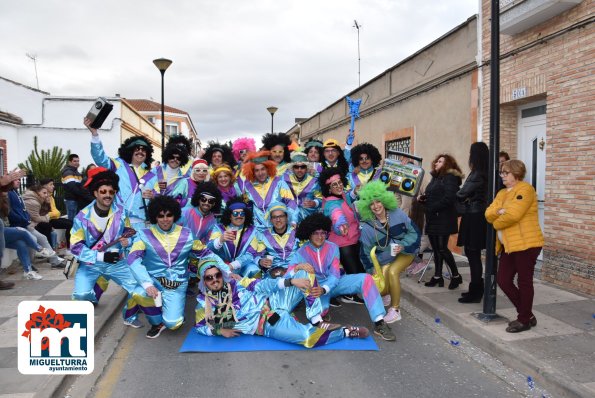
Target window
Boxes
[165,123,179,135]
[521,105,546,118]
[385,137,411,159]
[147,117,155,124]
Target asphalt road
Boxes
[88,297,523,398]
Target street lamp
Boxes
[153,58,173,151]
[267,106,278,134]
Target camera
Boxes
[379,155,425,197]
[85,97,113,129]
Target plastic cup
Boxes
[154,292,162,307]
[391,243,401,256]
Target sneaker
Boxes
[51,261,67,269]
[36,248,55,258]
[146,323,166,339]
[407,259,427,275]
[382,295,391,306]
[384,307,402,324]
[123,318,144,329]
[313,321,342,331]
[374,321,396,341]
[329,297,342,308]
[0,280,15,290]
[346,326,369,339]
[23,270,43,280]
[340,295,365,305]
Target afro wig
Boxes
[190,181,222,213]
[203,141,236,168]
[296,213,332,241]
[147,195,182,225]
[220,196,253,227]
[350,143,382,169]
[118,136,154,169]
[232,137,256,161]
[318,166,348,197]
[87,169,119,194]
[167,134,192,156]
[242,151,277,182]
[162,144,190,166]
[355,180,398,221]
[262,133,292,163]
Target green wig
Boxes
[356,180,398,221]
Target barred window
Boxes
[385,137,411,159]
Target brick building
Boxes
[481,0,594,294]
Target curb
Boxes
[401,286,593,398]
[33,290,128,398]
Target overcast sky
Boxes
[0,0,478,144]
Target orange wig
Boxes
[242,150,277,182]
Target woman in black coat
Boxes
[456,142,489,303]
[419,154,463,289]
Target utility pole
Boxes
[353,20,361,87]
[25,53,39,89]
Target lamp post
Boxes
[267,106,278,134]
[153,58,173,152]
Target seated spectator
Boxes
[39,178,73,252]
[62,154,94,220]
[22,184,53,247]
[0,168,26,288]
[7,179,64,269]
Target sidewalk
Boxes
[0,258,126,398]
[402,255,595,398]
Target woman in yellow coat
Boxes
[485,160,543,333]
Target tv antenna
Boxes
[25,53,40,89]
[353,20,361,87]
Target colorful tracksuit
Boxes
[147,164,187,205]
[347,167,381,199]
[127,224,227,329]
[256,226,300,278]
[90,137,154,229]
[207,224,261,277]
[322,194,361,247]
[195,269,345,348]
[242,177,298,231]
[283,173,322,223]
[289,241,386,322]
[70,201,138,322]
[179,207,217,276]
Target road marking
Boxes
[94,327,139,398]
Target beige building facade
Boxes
[299,16,479,177]
[481,0,594,294]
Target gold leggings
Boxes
[380,253,415,309]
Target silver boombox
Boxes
[379,151,425,197]
[86,97,113,129]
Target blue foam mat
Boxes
[179,329,379,352]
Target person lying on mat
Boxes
[289,213,396,342]
[194,259,369,348]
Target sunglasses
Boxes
[239,149,248,155]
[98,188,116,195]
[231,210,245,217]
[157,212,174,219]
[133,146,147,153]
[293,165,307,170]
[359,156,370,162]
[200,197,216,205]
[170,155,181,161]
[203,271,223,282]
[193,168,208,173]
[330,181,343,189]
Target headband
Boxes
[228,202,247,211]
[266,202,288,220]
[212,165,233,175]
[250,156,269,164]
[192,159,208,169]
[325,174,341,185]
[305,140,323,149]
[199,192,215,199]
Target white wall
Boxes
[0,78,45,124]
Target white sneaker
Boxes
[24,270,43,280]
[36,248,55,258]
[384,307,402,324]
[382,295,391,306]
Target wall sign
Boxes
[512,87,527,100]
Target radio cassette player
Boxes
[379,151,425,197]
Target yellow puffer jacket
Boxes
[485,181,544,254]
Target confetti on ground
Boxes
[527,376,535,390]
[435,317,441,323]
[450,340,460,346]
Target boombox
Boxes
[86,97,113,129]
[379,151,425,197]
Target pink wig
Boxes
[232,138,256,161]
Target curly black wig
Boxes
[118,136,154,169]
[262,133,292,163]
[190,181,222,213]
[296,213,332,241]
[220,196,253,227]
[203,141,236,168]
[350,143,382,168]
[318,166,348,197]
[168,134,192,156]
[162,144,190,166]
[87,170,119,194]
[147,195,182,225]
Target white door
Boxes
[518,103,546,260]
